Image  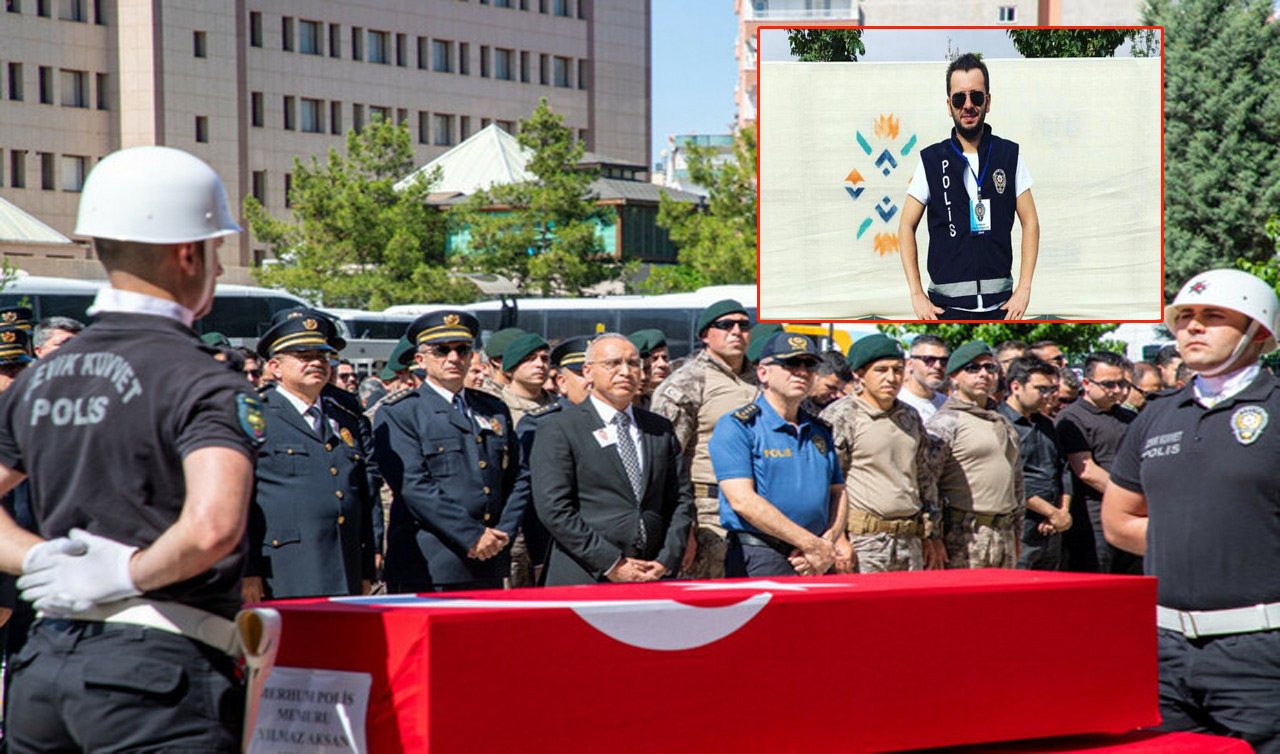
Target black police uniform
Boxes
[0,308,261,752]
[1110,368,1280,752]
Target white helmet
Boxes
[74,146,241,244]
[1164,268,1280,355]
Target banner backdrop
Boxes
[759,57,1162,321]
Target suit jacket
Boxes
[531,400,693,586]
[248,386,376,599]
[374,385,520,587]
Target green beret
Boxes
[628,328,668,358]
[695,298,749,336]
[485,327,527,364]
[503,332,549,372]
[845,334,904,372]
[947,341,994,375]
[746,323,785,363]
[379,363,397,381]
[201,331,231,348]
[388,335,415,368]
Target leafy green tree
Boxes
[243,118,475,308]
[882,322,1121,359]
[1006,29,1142,58]
[644,125,758,294]
[1150,0,1280,297]
[787,29,864,62]
[451,98,616,296]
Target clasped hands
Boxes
[17,528,141,617]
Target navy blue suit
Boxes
[374,385,520,590]
[248,386,376,598]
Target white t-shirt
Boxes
[906,151,1033,206]
[897,388,948,424]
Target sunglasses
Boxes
[771,356,818,371]
[950,90,987,109]
[961,362,999,375]
[913,355,947,367]
[1091,378,1131,391]
[708,319,751,332]
[1030,384,1059,395]
[426,343,473,358]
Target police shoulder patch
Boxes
[731,403,761,424]
[237,393,267,446]
[527,402,562,419]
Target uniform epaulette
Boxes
[731,403,761,423]
[527,402,562,419]
[380,387,415,407]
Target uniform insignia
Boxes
[527,402,561,418]
[444,314,460,326]
[813,435,828,455]
[237,394,267,445]
[380,388,414,407]
[0,331,13,343]
[974,201,985,222]
[993,168,1007,195]
[1190,280,1208,295]
[490,417,504,436]
[1231,405,1268,445]
[340,427,355,447]
[788,336,806,350]
[286,310,305,319]
[302,318,318,331]
[732,403,761,424]
[1,312,14,323]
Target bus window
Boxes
[34,295,97,321]
[616,309,698,358]
[196,297,274,338]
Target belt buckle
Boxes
[1178,611,1200,639]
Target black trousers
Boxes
[724,537,794,578]
[6,619,242,753]
[1156,628,1280,753]
[939,307,1008,321]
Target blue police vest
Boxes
[920,125,1020,310]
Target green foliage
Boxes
[451,99,616,296]
[1006,29,1140,58]
[787,29,864,62]
[647,125,757,293]
[881,322,1121,357]
[1150,0,1280,297]
[244,118,476,308]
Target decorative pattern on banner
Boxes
[845,113,919,257]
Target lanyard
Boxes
[948,135,993,200]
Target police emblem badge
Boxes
[340,427,355,447]
[974,201,985,222]
[0,332,13,343]
[813,435,828,455]
[1231,405,1268,445]
[993,169,1007,195]
[302,318,318,330]
[788,336,806,350]
[1,312,14,323]
[444,314,461,326]
[237,394,267,445]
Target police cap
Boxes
[256,314,339,359]
[503,332,549,372]
[0,307,34,332]
[551,336,591,373]
[846,334,905,372]
[0,326,34,365]
[758,332,820,364]
[696,299,750,336]
[407,310,479,349]
[270,307,347,351]
[947,341,995,375]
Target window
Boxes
[36,0,47,16]
[39,152,54,190]
[553,0,570,17]
[6,0,19,13]
[396,107,407,125]
[299,20,320,55]
[251,91,263,127]
[480,45,490,78]
[370,105,389,124]
[433,113,453,146]
[520,0,528,9]
[481,117,490,128]
[577,58,588,90]
[284,173,292,208]
[92,0,103,23]
[539,54,549,85]
[539,0,547,13]
[353,103,364,132]
[60,0,85,21]
[195,115,208,143]
[328,23,340,58]
[495,0,511,6]
[351,27,364,61]
[553,56,570,88]
[38,66,52,104]
[519,50,529,83]
[193,30,206,58]
[249,11,262,47]
[460,115,471,140]
[251,170,266,203]
[367,29,388,64]
[998,5,1016,22]
[494,48,513,81]
[496,119,514,134]
[9,150,25,188]
[396,33,406,67]
[300,98,322,133]
[60,69,87,107]
[432,40,452,72]
[578,128,588,145]
[417,37,428,69]
[0,150,4,187]
[8,63,22,101]
[281,16,294,51]
[330,100,342,134]
[283,95,295,130]
[95,72,107,109]
[417,112,429,144]
[459,43,469,75]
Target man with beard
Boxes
[897,334,950,422]
[898,53,1041,321]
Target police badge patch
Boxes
[974,201,985,222]
[237,393,267,445]
[993,169,1007,195]
[1231,405,1268,446]
[813,435,828,455]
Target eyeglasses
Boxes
[591,357,643,372]
[1030,384,1059,395]
[912,355,947,367]
[770,357,818,371]
[245,369,262,378]
[950,90,987,109]
[961,362,999,375]
[337,372,358,382]
[1090,378,1131,391]
[708,319,751,332]
[426,343,473,358]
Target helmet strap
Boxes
[1200,320,1260,378]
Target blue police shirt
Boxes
[709,394,843,537]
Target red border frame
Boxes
[752,24,1166,326]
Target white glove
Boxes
[17,528,141,617]
[21,537,88,573]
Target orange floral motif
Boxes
[873,114,900,140]
[873,233,900,257]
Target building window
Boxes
[998,6,1016,22]
[459,43,470,75]
[281,16,295,51]
[284,173,292,208]
[519,50,529,83]
[60,69,87,107]
[8,63,22,101]
[6,0,19,13]
[38,66,53,104]
[249,11,262,47]
[553,0,570,17]
[396,33,407,67]
[520,0,528,9]
[417,37,428,69]
[433,113,453,146]
[300,98,322,133]
[60,0,85,21]
[367,30,389,64]
[299,20,320,55]
[553,56,570,88]
[328,23,341,58]
[496,120,514,134]
[9,150,25,188]
[539,0,547,13]
[251,170,266,203]
[95,72,107,109]
[460,115,471,140]
[195,115,209,143]
[480,45,490,78]
[494,48,513,81]
[417,111,429,144]
[481,118,491,128]
[251,91,263,127]
[283,95,296,130]
[577,58,588,90]
[330,100,342,134]
[396,107,407,125]
[36,0,48,17]
[93,0,104,24]
[432,40,452,72]
[193,30,207,58]
[578,128,588,145]
[495,0,511,6]
[351,27,364,61]
[539,54,549,85]
[370,105,389,124]
[353,103,364,132]
[39,152,54,190]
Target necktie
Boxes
[452,393,467,418]
[612,411,647,551]
[304,405,323,438]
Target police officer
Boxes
[0,146,258,752]
[651,299,759,579]
[0,325,34,710]
[243,314,376,601]
[373,310,520,592]
[0,307,33,333]
[709,333,847,578]
[1104,269,1280,752]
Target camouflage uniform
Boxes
[650,349,758,579]
[926,398,1024,569]
[500,386,557,587]
[820,395,939,573]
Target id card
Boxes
[593,426,618,447]
[969,198,991,234]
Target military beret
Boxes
[846,334,905,372]
[484,327,526,363]
[0,307,33,332]
[379,362,398,382]
[256,314,340,359]
[746,323,785,363]
[627,328,667,358]
[0,325,34,365]
[270,307,347,351]
[947,341,995,374]
[551,335,591,372]
[503,332,549,372]
[696,299,750,336]
[758,332,819,364]
[388,335,415,368]
[200,331,231,348]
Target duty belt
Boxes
[1157,603,1280,639]
[71,597,240,656]
[947,508,1018,529]
[847,508,924,538]
[693,482,719,498]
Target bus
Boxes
[321,308,417,370]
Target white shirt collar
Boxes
[273,384,320,418]
[86,287,196,328]
[424,378,462,406]
[589,394,636,426]
[1193,362,1261,408]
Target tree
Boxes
[882,322,1121,358]
[451,99,616,296]
[1150,0,1280,297]
[1006,29,1143,58]
[787,29,864,62]
[243,118,476,308]
[644,125,758,294]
